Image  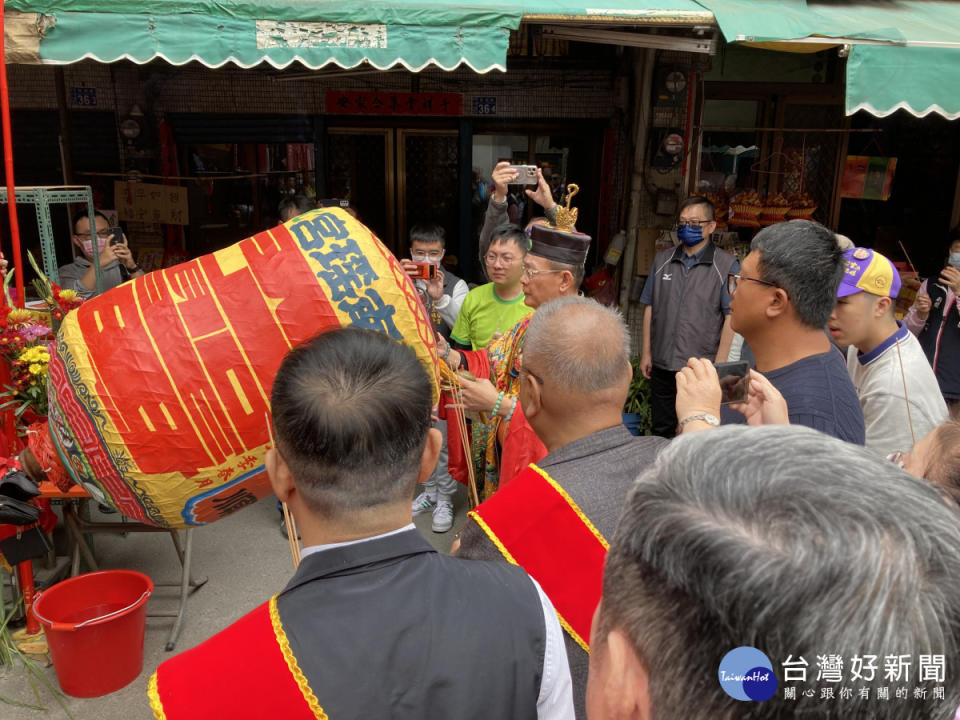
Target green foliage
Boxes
[0,592,74,718]
[623,357,653,435]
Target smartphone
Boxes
[407,262,438,280]
[318,198,349,209]
[507,165,538,185]
[714,361,749,405]
[108,227,124,247]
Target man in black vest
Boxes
[402,223,468,531]
[150,329,574,719]
[638,197,738,437]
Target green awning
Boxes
[3,9,511,72]
[696,0,960,120]
[4,0,714,73]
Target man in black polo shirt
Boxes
[639,197,738,437]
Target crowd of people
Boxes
[56,164,960,718]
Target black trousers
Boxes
[650,365,678,438]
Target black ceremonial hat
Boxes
[528,225,592,265]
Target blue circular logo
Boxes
[718,646,778,701]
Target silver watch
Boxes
[678,413,720,430]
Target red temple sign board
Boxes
[325,90,462,116]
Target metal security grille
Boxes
[778,103,844,226]
[401,132,458,255]
[327,131,390,243]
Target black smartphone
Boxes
[108,227,124,247]
[318,198,349,209]
[714,361,749,405]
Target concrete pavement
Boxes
[0,483,468,719]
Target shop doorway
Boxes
[325,127,459,257]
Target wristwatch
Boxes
[678,413,720,430]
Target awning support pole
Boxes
[0,1,25,308]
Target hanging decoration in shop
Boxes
[114,181,189,225]
[325,90,463,116]
[840,156,897,201]
[41,208,440,529]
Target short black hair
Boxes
[73,210,111,233]
[271,328,433,516]
[409,222,446,248]
[488,223,529,253]
[751,220,844,329]
[678,196,715,222]
[279,195,313,219]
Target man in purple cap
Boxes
[828,247,947,456]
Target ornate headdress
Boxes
[528,183,591,265]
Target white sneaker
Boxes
[412,491,437,516]
[432,498,454,533]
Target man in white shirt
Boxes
[828,247,948,455]
[150,328,573,720]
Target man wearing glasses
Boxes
[441,223,590,497]
[400,223,468,532]
[450,224,532,351]
[638,197,738,437]
[724,220,864,444]
[59,210,144,299]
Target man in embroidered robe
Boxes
[441,223,592,498]
[148,329,575,720]
[455,297,667,719]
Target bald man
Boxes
[455,296,667,719]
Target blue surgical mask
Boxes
[949,252,960,269]
[677,224,704,247]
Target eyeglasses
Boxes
[74,229,112,239]
[675,219,712,229]
[727,273,779,295]
[411,249,443,260]
[485,252,518,266]
[521,264,563,280]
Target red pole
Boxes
[0,1,25,308]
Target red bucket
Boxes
[33,570,153,697]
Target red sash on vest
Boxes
[149,596,328,719]
[468,463,608,652]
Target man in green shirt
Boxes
[451,225,533,350]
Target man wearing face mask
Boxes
[59,210,144,300]
[400,223,468,532]
[638,196,738,437]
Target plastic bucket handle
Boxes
[33,590,152,633]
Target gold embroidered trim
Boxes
[269,595,330,719]
[529,463,609,550]
[147,672,167,720]
[468,509,591,654]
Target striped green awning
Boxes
[696,0,960,120]
[3,0,714,73]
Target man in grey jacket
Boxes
[456,297,666,719]
[479,161,559,265]
[639,196,737,437]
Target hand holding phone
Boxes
[402,261,438,281]
[714,361,749,405]
[506,165,538,185]
[108,227,125,247]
